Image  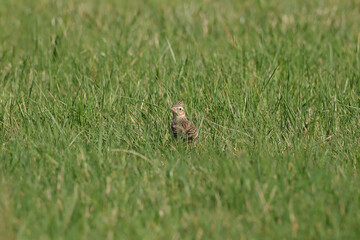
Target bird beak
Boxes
[170,107,175,112]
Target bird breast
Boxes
[171,117,198,141]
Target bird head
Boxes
[170,101,186,118]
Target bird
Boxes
[170,101,198,141]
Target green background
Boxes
[1,0,360,239]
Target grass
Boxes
[1,0,360,239]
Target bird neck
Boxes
[173,115,186,121]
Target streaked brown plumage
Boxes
[170,101,198,141]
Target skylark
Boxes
[170,101,198,141]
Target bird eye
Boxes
[179,107,183,110]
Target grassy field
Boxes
[1,0,360,239]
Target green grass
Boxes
[1,0,360,239]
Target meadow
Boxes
[1,0,360,239]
